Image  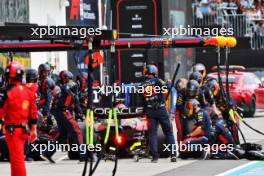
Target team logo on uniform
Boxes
[22,100,29,110]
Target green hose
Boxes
[104,109,113,144]
[85,109,94,145]
[113,108,119,137]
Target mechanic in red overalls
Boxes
[0,62,38,176]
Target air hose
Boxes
[215,47,247,145]
[224,46,264,140]
[84,107,120,176]
[104,108,119,176]
[82,109,95,176]
[232,110,264,136]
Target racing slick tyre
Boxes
[245,97,256,117]
[68,147,79,160]
[157,126,170,158]
[67,122,100,160]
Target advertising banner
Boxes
[66,0,99,76]
[112,0,163,83]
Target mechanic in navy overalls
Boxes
[141,64,177,163]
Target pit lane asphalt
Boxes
[1,110,264,176]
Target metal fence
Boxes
[192,3,219,26]
[193,14,218,27]
[224,14,251,37]
[192,3,264,50]
[0,0,29,23]
[251,33,264,50]
[192,4,251,37]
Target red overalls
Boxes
[0,83,38,176]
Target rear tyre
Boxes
[68,141,79,160]
[157,126,170,158]
[245,97,256,117]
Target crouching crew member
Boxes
[182,99,212,159]
[141,64,177,163]
[204,78,240,144]
[0,62,38,176]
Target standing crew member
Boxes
[141,64,177,163]
[0,62,38,176]
[68,71,84,121]
[38,63,55,121]
[175,78,188,143]
[76,72,88,113]
[26,68,39,95]
[25,68,39,161]
[54,70,84,161]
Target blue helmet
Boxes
[175,78,188,92]
[186,80,199,98]
[145,64,158,77]
[189,71,202,85]
[193,63,206,80]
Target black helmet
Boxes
[193,63,206,82]
[26,69,38,83]
[186,80,199,98]
[175,78,188,92]
[59,70,71,84]
[38,64,50,74]
[145,64,158,77]
[5,61,24,82]
[184,99,201,117]
[189,72,202,85]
